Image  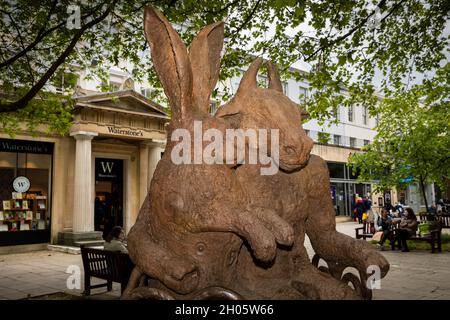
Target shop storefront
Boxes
[327,161,372,216]
[0,90,169,247]
[0,139,53,245]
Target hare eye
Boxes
[284,146,296,155]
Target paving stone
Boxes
[0,221,448,300]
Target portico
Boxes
[56,90,169,246]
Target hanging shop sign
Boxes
[12,176,31,193]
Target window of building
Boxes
[364,139,370,146]
[0,139,53,246]
[209,101,218,115]
[100,80,122,92]
[257,75,267,87]
[347,165,361,180]
[348,106,354,122]
[327,162,345,179]
[299,86,308,103]
[282,82,288,95]
[333,135,341,146]
[141,88,154,98]
[317,132,330,144]
[109,81,122,92]
[304,129,310,137]
[51,71,79,94]
[350,137,356,148]
[333,106,340,121]
[363,107,368,125]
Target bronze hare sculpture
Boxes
[123,7,389,300]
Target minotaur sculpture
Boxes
[122,7,389,300]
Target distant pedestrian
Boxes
[393,202,405,217]
[354,197,365,224]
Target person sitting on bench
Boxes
[104,226,128,254]
[377,209,394,251]
[392,208,418,252]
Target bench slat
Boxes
[80,245,135,296]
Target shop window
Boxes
[0,140,53,246]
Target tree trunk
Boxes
[419,177,429,214]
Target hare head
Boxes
[216,59,314,171]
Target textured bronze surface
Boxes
[122,7,389,300]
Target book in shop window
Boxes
[20,223,30,231]
[12,192,22,200]
[2,200,11,210]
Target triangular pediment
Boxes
[74,90,169,119]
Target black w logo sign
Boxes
[101,162,114,174]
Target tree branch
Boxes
[305,0,405,62]
[204,0,241,15]
[0,1,107,69]
[230,0,261,38]
[0,0,118,113]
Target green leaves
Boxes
[349,86,450,197]
[0,0,448,139]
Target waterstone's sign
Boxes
[95,158,123,181]
[0,138,54,155]
[107,126,143,137]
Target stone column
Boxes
[148,141,165,188]
[139,142,149,207]
[70,131,97,232]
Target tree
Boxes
[348,66,450,212]
[0,0,449,136]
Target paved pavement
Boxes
[0,221,449,300]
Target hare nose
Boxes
[283,146,296,155]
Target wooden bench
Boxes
[436,214,450,229]
[390,213,443,253]
[355,221,375,240]
[80,245,134,295]
[355,214,446,253]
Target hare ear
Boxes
[144,7,192,120]
[189,21,224,114]
[236,58,263,96]
[266,61,283,92]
